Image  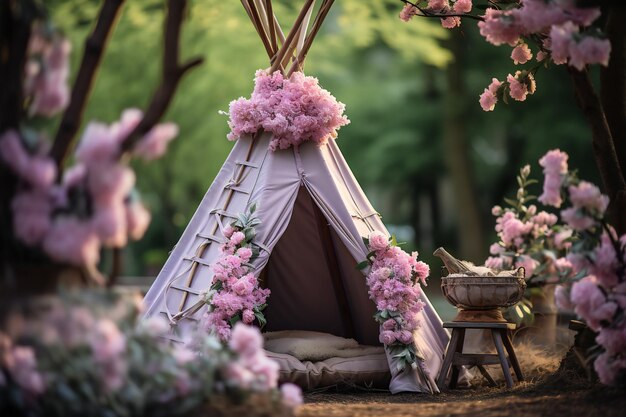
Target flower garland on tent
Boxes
[359,231,430,371]
[200,204,270,342]
[226,70,350,151]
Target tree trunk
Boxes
[0,1,33,272]
[569,67,626,235]
[442,31,486,263]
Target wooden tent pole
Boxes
[269,0,315,73]
[265,0,277,52]
[253,0,271,38]
[296,2,315,57]
[277,0,315,72]
[273,14,286,45]
[287,0,334,76]
[246,0,275,57]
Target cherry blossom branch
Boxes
[50,0,126,172]
[119,0,203,154]
[400,0,485,22]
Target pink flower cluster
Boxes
[202,224,269,342]
[538,149,568,208]
[24,28,71,118]
[536,149,626,385]
[538,150,609,233]
[486,204,565,279]
[364,231,429,349]
[225,324,303,407]
[0,108,177,267]
[400,1,472,28]
[0,335,45,395]
[227,70,350,151]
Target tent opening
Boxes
[261,186,380,346]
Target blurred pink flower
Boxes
[229,323,263,358]
[280,383,303,408]
[478,9,522,46]
[453,0,472,14]
[93,203,128,248]
[91,319,126,363]
[88,164,135,204]
[399,4,418,22]
[8,346,45,395]
[75,122,120,165]
[126,201,151,241]
[62,163,87,188]
[549,22,577,65]
[11,190,52,246]
[428,0,448,10]
[555,285,574,311]
[133,123,179,161]
[560,208,596,231]
[27,37,71,118]
[553,229,573,250]
[571,278,618,331]
[441,16,461,29]
[568,181,610,215]
[569,36,611,70]
[43,217,101,266]
[538,149,568,207]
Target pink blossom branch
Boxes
[400,0,485,21]
[50,0,126,172]
[119,0,203,154]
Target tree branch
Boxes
[120,0,203,153]
[50,0,125,173]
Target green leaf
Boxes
[503,197,518,207]
[391,235,398,247]
[228,313,242,327]
[356,260,370,270]
[362,237,370,246]
[254,311,267,328]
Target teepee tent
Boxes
[143,0,449,394]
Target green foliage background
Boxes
[47,0,598,276]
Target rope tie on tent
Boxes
[183,256,213,267]
[196,232,226,243]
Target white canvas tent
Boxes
[143,0,449,394]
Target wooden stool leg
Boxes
[501,330,524,381]
[449,328,466,389]
[491,329,514,388]
[437,329,461,390]
[477,365,497,387]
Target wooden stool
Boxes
[436,321,524,390]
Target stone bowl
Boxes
[441,275,527,310]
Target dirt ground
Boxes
[300,375,625,417]
[298,342,626,417]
